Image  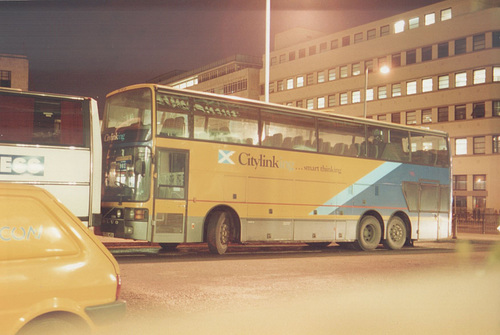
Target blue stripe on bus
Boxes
[311,162,402,216]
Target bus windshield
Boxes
[102,146,151,202]
[103,88,152,143]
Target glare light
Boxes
[380,65,391,74]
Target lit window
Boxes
[425,13,435,25]
[352,63,361,76]
[409,17,419,29]
[392,83,401,97]
[406,111,417,125]
[297,76,304,88]
[473,69,486,84]
[422,109,432,123]
[340,92,348,105]
[455,72,467,87]
[455,138,467,155]
[473,175,486,190]
[422,78,433,92]
[340,66,348,78]
[277,81,284,92]
[307,99,314,110]
[366,88,374,101]
[328,68,336,81]
[317,71,325,83]
[494,67,500,82]
[494,101,500,117]
[352,91,361,103]
[318,97,325,109]
[407,81,417,95]
[438,75,449,89]
[441,8,452,21]
[378,86,387,99]
[287,78,294,90]
[493,135,500,153]
[394,20,405,33]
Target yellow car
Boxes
[0,183,125,335]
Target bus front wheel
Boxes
[355,215,382,251]
[207,211,231,255]
[383,216,407,250]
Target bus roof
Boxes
[106,83,449,138]
[0,87,91,102]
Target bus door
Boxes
[418,182,440,240]
[152,149,189,243]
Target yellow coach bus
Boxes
[100,84,451,254]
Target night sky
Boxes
[1,0,442,108]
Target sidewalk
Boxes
[97,231,500,250]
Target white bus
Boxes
[0,88,102,227]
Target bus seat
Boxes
[332,143,346,155]
[346,143,359,157]
[292,136,304,148]
[321,141,331,153]
[282,137,293,148]
[272,133,283,147]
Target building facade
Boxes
[0,54,29,90]
[149,54,262,100]
[263,0,500,215]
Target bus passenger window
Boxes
[261,110,315,150]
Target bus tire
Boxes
[354,215,382,251]
[207,211,231,255]
[383,216,407,250]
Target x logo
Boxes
[218,150,235,165]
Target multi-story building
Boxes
[264,0,500,216]
[151,0,499,215]
[149,54,262,100]
[0,54,29,90]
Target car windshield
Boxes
[102,146,151,202]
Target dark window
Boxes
[354,32,363,43]
[422,46,432,62]
[472,102,485,119]
[342,36,350,47]
[453,175,467,190]
[309,45,316,56]
[455,38,466,55]
[391,112,400,124]
[493,31,500,48]
[367,29,376,40]
[299,49,306,58]
[455,105,466,120]
[392,53,401,67]
[0,70,11,88]
[289,51,295,61]
[438,42,449,58]
[406,49,416,65]
[331,39,338,49]
[380,25,390,36]
[473,34,485,51]
[438,107,449,122]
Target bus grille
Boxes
[156,213,183,234]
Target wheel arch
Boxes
[203,205,241,243]
[18,311,91,335]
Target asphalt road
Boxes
[104,241,500,335]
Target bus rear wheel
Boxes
[207,211,231,255]
[354,215,382,251]
[383,216,407,250]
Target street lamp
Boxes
[363,65,390,118]
[265,0,271,103]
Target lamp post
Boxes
[265,0,270,103]
[363,65,390,118]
